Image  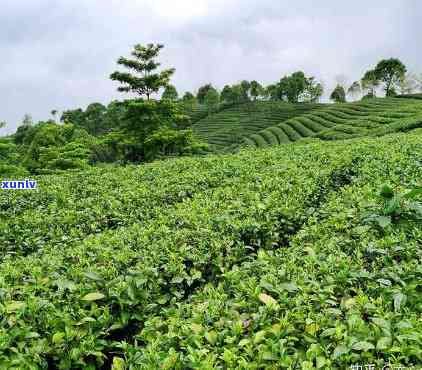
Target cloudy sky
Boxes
[1,0,421,135]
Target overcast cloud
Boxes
[0,0,421,135]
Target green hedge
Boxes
[267,126,291,144]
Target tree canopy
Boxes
[361,70,380,97]
[204,87,220,112]
[347,81,361,100]
[374,58,407,97]
[266,72,323,103]
[250,81,264,101]
[330,85,346,103]
[197,84,215,104]
[162,85,179,101]
[110,43,174,99]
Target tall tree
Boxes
[14,114,34,145]
[330,85,346,103]
[250,81,264,101]
[204,88,220,113]
[22,114,33,127]
[220,85,233,104]
[110,43,174,100]
[374,58,406,97]
[0,121,5,129]
[347,81,361,101]
[61,108,84,125]
[282,72,307,102]
[197,84,214,104]
[162,84,179,101]
[181,92,197,111]
[278,72,321,103]
[265,84,279,101]
[304,77,324,103]
[109,43,199,162]
[182,92,195,102]
[361,70,380,97]
[85,103,108,136]
[240,80,251,102]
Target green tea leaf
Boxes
[5,301,25,312]
[253,330,266,344]
[376,215,391,228]
[111,357,126,370]
[259,293,277,307]
[316,356,326,369]
[52,332,65,344]
[84,272,103,282]
[352,341,374,351]
[279,282,298,292]
[403,187,422,199]
[205,331,218,345]
[82,292,105,301]
[333,345,349,358]
[191,323,203,334]
[376,337,392,350]
[377,278,391,287]
[393,292,406,312]
[238,338,249,347]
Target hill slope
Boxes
[1,130,421,368]
[243,98,422,148]
[192,101,323,152]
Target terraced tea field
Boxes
[397,93,422,100]
[182,103,210,124]
[242,98,422,148]
[192,101,322,152]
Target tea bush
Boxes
[0,130,421,369]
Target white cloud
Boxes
[0,0,420,135]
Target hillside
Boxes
[397,93,422,100]
[243,98,422,148]
[190,98,422,151]
[192,101,323,152]
[1,130,421,369]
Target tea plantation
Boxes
[241,98,422,149]
[190,98,422,152]
[1,128,421,369]
[192,101,323,152]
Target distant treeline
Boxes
[1,43,421,177]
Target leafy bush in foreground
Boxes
[0,131,421,369]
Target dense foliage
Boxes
[330,85,347,103]
[0,44,209,174]
[61,102,126,137]
[0,130,421,368]
[0,137,28,177]
[266,72,323,103]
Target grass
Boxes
[0,129,421,368]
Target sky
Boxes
[1,0,421,135]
